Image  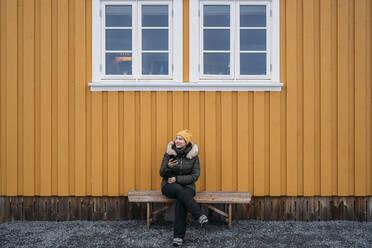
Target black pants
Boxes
[162,183,203,238]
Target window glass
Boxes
[142,30,168,50]
[106,53,132,75]
[142,53,169,75]
[240,5,266,27]
[240,53,266,75]
[204,53,230,75]
[239,5,267,76]
[203,5,230,76]
[203,5,230,27]
[141,5,169,75]
[204,30,230,51]
[105,5,133,75]
[142,5,168,27]
[106,30,132,50]
[240,30,266,51]
[106,5,132,27]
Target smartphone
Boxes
[169,155,176,161]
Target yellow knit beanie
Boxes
[176,129,192,144]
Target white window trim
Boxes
[91,0,183,86]
[189,0,281,90]
[89,81,282,91]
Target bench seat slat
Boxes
[128,195,175,203]
[128,191,251,204]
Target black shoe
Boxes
[198,214,208,227]
[173,238,183,247]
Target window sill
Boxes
[88,81,283,92]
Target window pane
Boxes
[240,53,266,75]
[204,30,230,51]
[142,53,168,75]
[240,30,266,51]
[240,5,266,27]
[204,5,230,27]
[142,29,168,50]
[106,5,132,27]
[204,53,230,75]
[142,5,168,27]
[106,29,132,51]
[106,53,132,75]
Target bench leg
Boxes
[228,203,232,229]
[146,203,151,229]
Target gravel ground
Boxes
[0,220,372,248]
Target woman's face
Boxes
[175,136,186,149]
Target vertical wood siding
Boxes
[0,0,371,196]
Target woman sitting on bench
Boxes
[159,129,208,247]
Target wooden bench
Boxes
[128,190,251,229]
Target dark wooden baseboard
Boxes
[235,196,372,221]
[1,196,371,223]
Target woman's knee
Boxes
[177,188,195,200]
[162,183,184,198]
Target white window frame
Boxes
[138,2,173,80]
[102,2,135,80]
[200,1,234,80]
[91,0,183,91]
[236,2,271,80]
[189,0,282,91]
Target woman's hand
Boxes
[168,177,176,184]
[168,158,178,168]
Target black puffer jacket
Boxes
[159,141,200,191]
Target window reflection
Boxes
[142,30,168,51]
[204,53,230,75]
[240,53,266,75]
[203,5,230,76]
[204,30,230,51]
[240,30,266,51]
[142,53,168,75]
[240,5,267,76]
[106,5,132,27]
[106,53,132,75]
[204,5,230,27]
[142,5,168,27]
[106,30,132,51]
[141,5,169,76]
[240,5,266,27]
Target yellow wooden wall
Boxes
[0,0,371,197]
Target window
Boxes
[199,4,269,78]
[90,0,282,91]
[189,0,281,90]
[104,3,171,78]
[91,0,183,89]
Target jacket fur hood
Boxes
[166,141,199,159]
